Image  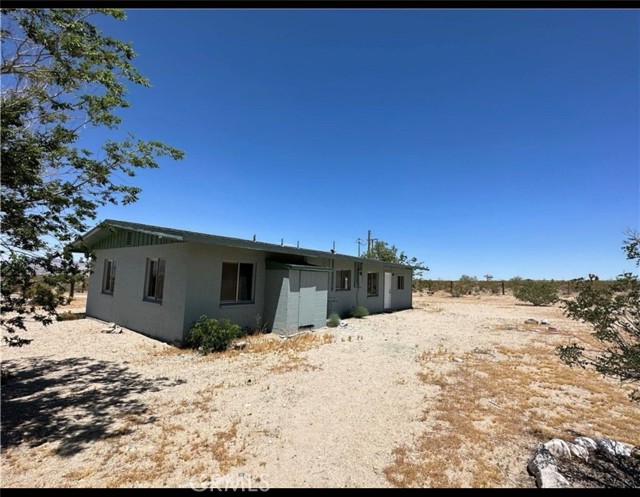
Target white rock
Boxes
[528,444,572,488]
[596,438,632,457]
[573,436,597,452]
[544,439,572,459]
[568,443,590,461]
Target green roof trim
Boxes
[73,219,427,271]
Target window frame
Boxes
[220,261,255,305]
[367,272,379,297]
[335,269,352,291]
[397,275,405,291]
[102,259,116,295]
[144,258,166,303]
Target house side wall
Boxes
[86,243,188,343]
[182,243,266,340]
[264,269,290,334]
[384,266,413,311]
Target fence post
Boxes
[501,281,505,295]
[450,281,454,294]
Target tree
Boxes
[363,240,427,277]
[1,9,184,344]
[512,280,559,306]
[484,274,493,282]
[557,231,640,402]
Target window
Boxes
[397,275,405,290]
[102,259,116,295]
[367,272,379,296]
[336,270,351,291]
[144,258,165,302]
[221,262,254,304]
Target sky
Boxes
[86,8,638,280]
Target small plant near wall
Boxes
[186,316,242,353]
[327,313,341,327]
[350,306,370,318]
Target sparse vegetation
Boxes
[350,306,370,318]
[558,231,640,402]
[452,274,478,297]
[56,312,85,321]
[186,316,242,354]
[327,313,341,327]
[512,279,558,306]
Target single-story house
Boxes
[73,220,424,344]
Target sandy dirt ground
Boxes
[1,292,638,488]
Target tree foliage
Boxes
[512,279,559,306]
[363,240,427,277]
[557,231,640,402]
[1,9,184,342]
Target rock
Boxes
[548,327,558,333]
[574,437,597,452]
[528,444,572,488]
[596,438,632,457]
[545,439,572,459]
[101,323,122,334]
[339,322,348,328]
[525,319,539,325]
[541,319,550,325]
[232,341,247,350]
[473,346,496,355]
[453,357,464,363]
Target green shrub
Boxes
[327,313,341,327]
[513,280,558,306]
[452,275,478,296]
[350,306,369,318]
[186,316,241,354]
[57,312,85,321]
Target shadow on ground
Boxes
[1,356,185,457]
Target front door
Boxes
[384,272,392,310]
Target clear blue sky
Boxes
[89,8,639,280]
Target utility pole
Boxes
[366,230,378,255]
[356,238,366,257]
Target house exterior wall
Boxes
[86,242,189,343]
[264,269,291,334]
[182,243,266,341]
[384,265,413,311]
[85,232,414,344]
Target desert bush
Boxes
[186,316,242,354]
[513,279,558,306]
[452,275,478,297]
[350,306,370,318]
[557,231,640,402]
[326,313,341,327]
[57,312,85,321]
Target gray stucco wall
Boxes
[182,243,266,341]
[306,257,413,317]
[86,243,189,343]
[384,265,413,311]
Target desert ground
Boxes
[1,291,638,488]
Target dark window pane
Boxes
[238,263,253,301]
[110,261,117,292]
[221,262,238,301]
[156,259,165,300]
[147,260,157,298]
